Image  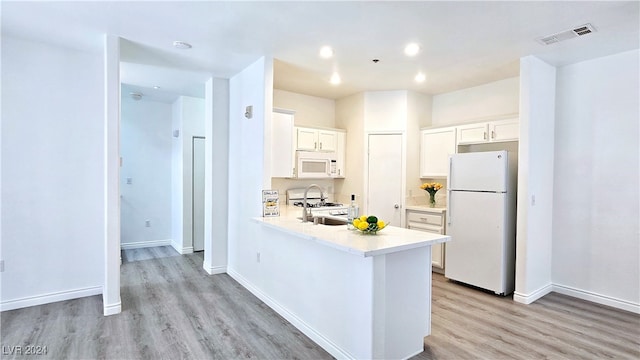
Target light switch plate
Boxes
[0,260,4,272]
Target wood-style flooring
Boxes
[1,246,638,359]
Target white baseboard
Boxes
[227,268,354,360]
[553,284,640,314]
[170,239,194,254]
[513,283,553,305]
[203,261,227,275]
[120,239,172,250]
[0,286,102,312]
[103,298,122,316]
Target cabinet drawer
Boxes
[406,211,444,227]
[408,222,444,234]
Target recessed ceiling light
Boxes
[173,41,192,49]
[319,46,334,58]
[415,72,426,83]
[130,92,143,101]
[404,43,420,56]
[330,72,341,85]
[153,86,161,90]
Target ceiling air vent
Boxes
[537,23,597,45]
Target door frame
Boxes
[364,131,407,228]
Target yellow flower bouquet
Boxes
[420,182,443,207]
[352,215,387,235]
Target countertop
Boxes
[405,205,447,213]
[252,206,450,258]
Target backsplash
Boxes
[406,191,447,207]
[270,178,338,203]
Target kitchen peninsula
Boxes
[238,207,450,359]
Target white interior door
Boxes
[192,137,205,252]
[367,134,403,227]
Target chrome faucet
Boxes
[301,184,326,222]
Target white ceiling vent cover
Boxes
[537,23,597,45]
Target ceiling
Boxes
[2,1,638,102]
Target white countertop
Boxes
[405,205,447,213]
[252,206,450,257]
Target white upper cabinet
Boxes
[457,117,519,145]
[420,126,456,178]
[489,118,519,142]
[295,127,337,152]
[457,123,489,144]
[317,130,337,152]
[296,127,318,151]
[271,109,296,178]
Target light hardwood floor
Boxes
[1,246,638,359]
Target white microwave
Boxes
[295,151,337,178]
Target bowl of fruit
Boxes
[352,215,387,235]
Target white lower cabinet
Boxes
[406,207,447,272]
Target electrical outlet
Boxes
[256,252,261,263]
[126,177,133,185]
[145,220,151,227]
[0,260,4,272]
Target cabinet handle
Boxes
[314,141,317,150]
[483,132,487,140]
[338,169,341,176]
[319,142,322,150]
[491,130,495,139]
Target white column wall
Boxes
[514,56,556,304]
[552,50,639,312]
[0,35,106,311]
[227,56,272,283]
[203,77,230,274]
[103,34,122,315]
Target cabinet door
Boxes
[296,127,317,151]
[334,131,346,177]
[406,209,446,270]
[457,123,489,145]
[318,130,336,152]
[420,127,456,178]
[489,118,519,142]
[271,111,295,177]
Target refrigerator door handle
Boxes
[447,190,452,225]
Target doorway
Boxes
[192,136,205,252]
[367,133,403,227]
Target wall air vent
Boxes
[537,23,597,45]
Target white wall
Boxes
[1,36,104,310]
[227,56,272,284]
[514,56,556,304]
[552,49,639,311]
[171,96,205,254]
[335,93,365,205]
[407,91,432,204]
[271,90,338,201]
[120,90,172,248]
[431,77,520,126]
[274,89,335,128]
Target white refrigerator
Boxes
[445,150,517,295]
